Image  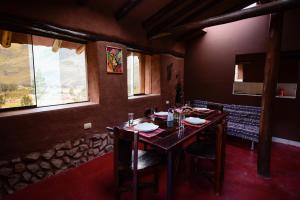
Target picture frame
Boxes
[106,46,123,74]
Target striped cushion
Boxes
[191,100,261,142]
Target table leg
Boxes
[215,121,226,195]
[167,151,173,200]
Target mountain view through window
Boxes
[0,31,88,110]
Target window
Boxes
[234,64,243,82]
[0,30,88,111]
[127,51,161,97]
[127,52,141,96]
[232,53,298,98]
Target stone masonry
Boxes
[0,132,114,199]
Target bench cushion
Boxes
[192,100,261,142]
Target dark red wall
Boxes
[0,2,184,160]
[185,10,300,142]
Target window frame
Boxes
[127,51,145,97]
[0,29,89,112]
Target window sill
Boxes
[233,93,262,97]
[128,94,160,100]
[275,95,296,99]
[0,102,98,118]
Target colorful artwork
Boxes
[106,46,123,73]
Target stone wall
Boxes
[0,132,113,199]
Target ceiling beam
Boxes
[174,29,207,42]
[151,0,300,39]
[146,0,217,38]
[1,30,12,48]
[115,0,143,20]
[145,0,257,39]
[143,0,196,31]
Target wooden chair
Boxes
[207,102,224,112]
[107,127,161,200]
[184,103,226,195]
[144,107,159,118]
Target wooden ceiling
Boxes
[0,0,259,42]
[71,0,257,40]
[112,0,257,40]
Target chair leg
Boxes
[144,143,148,151]
[185,154,194,180]
[251,141,255,151]
[133,175,139,200]
[153,167,159,193]
[115,190,120,200]
[174,149,184,175]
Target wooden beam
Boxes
[146,0,256,38]
[76,45,85,54]
[52,39,62,52]
[1,30,12,48]
[147,0,217,38]
[174,29,207,42]
[258,12,283,177]
[115,0,143,20]
[143,0,197,32]
[151,0,300,39]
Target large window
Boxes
[0,30,88,110]
[232,53,298,98]
[127,51,161,97]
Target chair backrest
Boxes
[144,107,157,118]
[207,102,224,112]
[109,127,139,170]
[107,126,139,200]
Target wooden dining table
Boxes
[115,110,228,200]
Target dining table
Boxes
[115,108,228,200]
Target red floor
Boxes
[4,143,300,200]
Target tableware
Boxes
[128,113,134,126]
[179,112,185,128]
[150,108,155,121]
[134,122,159,132]
[193,107,210,111]
[154,111,168,116]
[184,117,206,125]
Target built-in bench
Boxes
[191,100,261,149]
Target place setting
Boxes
[153,111,168,120]
[181,116,209,128]
[126,112,166,138]
[134,122,165,138]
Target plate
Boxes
[184,117,206,125]
[193,107,210,111]
[154,111,168,116]
[134,122,159,132]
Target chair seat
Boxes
[185,141,216,160]
[118,150,160,171]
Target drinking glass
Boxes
[150,108,155,121]
[128,113,134,126]
[185,100,191,107]
[179,113,185,128]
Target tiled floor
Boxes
[5,142,300,200]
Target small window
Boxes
[0,30,88,111]
[127,52,141,96]
[127,51,160,97]
[234,64,243,82]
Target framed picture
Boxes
[106,46,123,74]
